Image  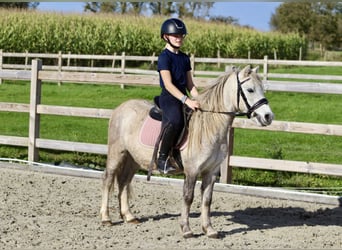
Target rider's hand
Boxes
[185,98,200,111]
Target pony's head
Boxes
[234,65,274,126]
[189,65,274,150]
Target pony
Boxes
[100,65,274,238]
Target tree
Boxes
[270,1,341,50]
[209,16,239,25]
[84,2,131,14]
[84,2,214,18]
[270,2,313,35]
[175,2,213,18]
[148,2,175,16]
[312,2,340,50]
[0,2,39,9]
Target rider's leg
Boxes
[157,123,178,174]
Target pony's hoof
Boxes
[207,231,218,239]
[101,220,113,226]
[183,231,194,239]
[203,226,218,238]
[126,218,140,224]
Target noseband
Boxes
[200,72,269,118]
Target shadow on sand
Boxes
[133,203,342,238]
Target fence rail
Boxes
[0,55,341,183]
[1,50,342,93]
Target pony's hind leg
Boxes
[100,146,127,225]
[100,166,116,225]
[117,156,140,224]
[179,173,197,238]
[200,172,218,238]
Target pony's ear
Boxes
[252,66,259,73]
[240,65,252,77]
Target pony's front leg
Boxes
[200,172,218,238]
[180,173,197,238]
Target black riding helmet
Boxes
[160,18,187,49]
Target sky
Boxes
[37,2,281,32]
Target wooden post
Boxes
[112,52,116,69]
[0,49,3,84]
[120,52,126,89]
[220,126,234,184]
[150,52,155,69]
[28,59,42,163]
[190,54,195,77]
[67,51,71,67]
[58,51,62,86]
[263,55,268,84]
[25,50,29,70]
[120,52,126,75]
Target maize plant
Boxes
[0,9,307,61]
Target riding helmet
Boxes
[160,18,187,38]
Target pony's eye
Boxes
[247,88,254,93]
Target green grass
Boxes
[0,79,341,194]
[267,91,342,124]
[270,66,342,76]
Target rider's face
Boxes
[165,34,186,47]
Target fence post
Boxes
[190,54,195,77]
[0,49,2,84]
[220,126,234,184]
[150,52,155,69]
[58,51,62,86]
[120,52,126,89]
[112,52,116,69]
[28,59,42,163]
[263,55,268,84]
[67,51,71,67]
[121,52,126,75]
[25,50,29,70]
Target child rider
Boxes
[157,18,200,174]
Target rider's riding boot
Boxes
[157,153,177,174]
[157,124,178,174]
[172,148,184,170]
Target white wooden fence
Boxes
[0,53,342,184]
[1,50,342,93]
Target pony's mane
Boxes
[188,71,235,151]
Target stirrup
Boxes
[157,158,177,174]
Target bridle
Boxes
[200,72,269,118]
[236,73,269,118]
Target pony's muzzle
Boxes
[263,112,274,125]
[257,111,274,126]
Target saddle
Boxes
[144,96,193,180]
[147,96,192,147]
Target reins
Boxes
[198,109,248,117]
[199,72,268,118]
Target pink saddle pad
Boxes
[139,116,162,149]
[139,116,187,150]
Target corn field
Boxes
[0,9,307,60]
